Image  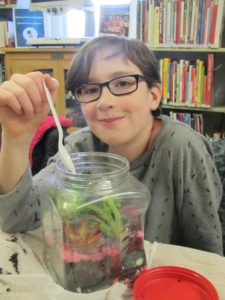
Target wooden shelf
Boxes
[162,104,225,113]
[149,47,225,53]
[3,47,80,117]
[0,5,16,8]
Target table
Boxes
[0,228,225,299]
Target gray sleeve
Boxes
[174,133,223,255]
[0,167,42,233]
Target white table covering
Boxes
[0,228,225,300]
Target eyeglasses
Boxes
[75,74,146,103]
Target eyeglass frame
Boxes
[74,74,146,103]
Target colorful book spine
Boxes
[148,0,155,46]
[175,63,180,105]
[176,0,181,44]
[159,0,164,44]
[167,62,171,101]
[189,0,196,44]
[154,3,160,45]
[179,59,184,104]
[163,57,170,103]
[188,64,193,105]
[206,53,214,107]
[193,0,199,45]
[203,74,207,106]
[144,0,148,43]
[200,65,204,105]
[214,0,225,47]
[209,0,218,45]
[191,67,196,106]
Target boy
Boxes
[0,35,223,255]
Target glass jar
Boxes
[40,152,150,293]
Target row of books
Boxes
[0,57,5,83]
[0,21,14,47]
[160,54,214,107]
[137,0,225,48]
[169,111,204,133]
[0,0,17,4]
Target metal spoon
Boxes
[42,79,76,173]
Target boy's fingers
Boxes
[0,88,23,115]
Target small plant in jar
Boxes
[55,190,146,292]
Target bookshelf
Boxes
[153,45,225,138]
[137,0,225,139]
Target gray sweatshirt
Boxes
[0,115,223,255]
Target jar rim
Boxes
[56,152,130,178]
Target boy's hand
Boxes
[0,71,59,139]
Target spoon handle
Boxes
[42,79,76,173]
[42,79,63,139]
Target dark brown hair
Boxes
[66,35,161,116]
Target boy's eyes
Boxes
[114,79,134,88]
[82,86,99,94]
[116,80,129,87]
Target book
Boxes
[0,22,6,47]
[176,0,181,44]
[169,61,174,103]
[209,0,218,45]
[203,74,207,106]
[163,57,170,103]
[214,0,225,47]
[167,61,171,101]
[200,65,204,105]
[203,0,211,46]
[189,0,196,44]
[187,64,192,105]
[159,0,164,44]
[176,62,180,105]
[193,0,199,45]
[154,2,160,45]
[99,4,130,37]
[191,67,196,106]
[180,0,185,44]
[206,1,213,45]
[196,0,203,45]
[144,0,148,43]
[199,0,206,45]
[206,53,214,107]
[179,59,184,104]
[147,0,154,46]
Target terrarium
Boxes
[40,152,150,293]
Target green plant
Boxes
[57,190,125,239]
[87,197,123,238]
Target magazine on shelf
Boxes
[99,4,130,37]
[13,9,44,47]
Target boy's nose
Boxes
[96,86,115,109]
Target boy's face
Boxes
[80,48,161,152]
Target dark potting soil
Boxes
[64,259,113,293]
[63,250,146,293]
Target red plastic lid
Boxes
[133,266,219,300]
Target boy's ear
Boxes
[149,83,162,111]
